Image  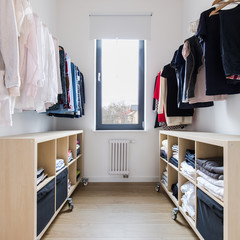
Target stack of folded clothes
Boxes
[76,140,80,156]
[160,139,168,160]
[196,157,224,201]
[56,159,65,172]
[185,149,195,168]
[171,182,178,200]
[170,144,179,167]
[37,168,48,185]
[180,161,195,180]
[68,150,73,163]
[181,181,195,220]
[161,166,168,187]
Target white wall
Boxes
[183,0,240,135]
[55,0,184,182]
[0,0,57,137]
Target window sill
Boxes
[92,130,147,133]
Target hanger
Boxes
[210,0,239,16]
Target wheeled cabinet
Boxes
[0,130,86,240]
[158,130,240,240]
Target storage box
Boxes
[56,168,68,210]
[197,188,223,240]
[37,179,55,236]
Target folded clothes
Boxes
[180,161,195,180]
[196,157,223,174]
[197,170,224,187]
[37,168,44,178]
[162,139,168,147]
[160,150,167,160]
[162,170,168,178]
[197,176,224,201]
[56,159,65,172]
[181,181,195,219]
[185,157,195,168]
[161,179,168,187]
[161,145,168,153]
[171,183,178,199]
[162,174,168,183]
[172,144,179,152]
[172,153,179,160]
[170,157,178,167]
[186,149,195,159]
[196,164,224,180]
[37,173,48,185]
[68,150,73,163]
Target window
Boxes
[96,39,144,130]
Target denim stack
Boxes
[185,149,195,168]
[169,144,179,167]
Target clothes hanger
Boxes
[212,0,224,6]
[210,0,239,16]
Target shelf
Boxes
[160,157,167,164]
[197,184,224,207]
[179,171,195,185]
[56,166,67,176]
[168,162,178,171]
[68,178,81,197]
[37,176,55,192]
[68,154,81,167]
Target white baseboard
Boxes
[86,176,159,183]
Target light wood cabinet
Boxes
[158,130,240,240]
[0,130,85,240]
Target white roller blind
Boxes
[89,13,152,40]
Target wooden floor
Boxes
[42,183,198,240]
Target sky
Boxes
[102,39,139,107]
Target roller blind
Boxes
[89,13,152,40]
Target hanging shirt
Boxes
[196,8,240,95]
[219,4,240,77]
[0,0,20,96]
[161,64,194,117]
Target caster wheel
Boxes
[67,198,74,211]
[82,178,89,187]
[69,203,74,211]
[155,183,160,192]
[171,211,177,220]
[171,207,179,220]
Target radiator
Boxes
[109,139,130,175]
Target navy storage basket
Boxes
[56,168,68,210]
[197,188,223,240]
[37,179,55,236]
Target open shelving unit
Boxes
[0,130,85,240]
[158,130,240,240]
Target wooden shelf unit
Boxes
[0,130,84,240]
[159,130,240,240]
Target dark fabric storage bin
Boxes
[197,188,223,240]
[37,179,55,236]
[56,168,68,210]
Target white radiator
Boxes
[109,139,130,175]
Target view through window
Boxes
[96,39,144,130]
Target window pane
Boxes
[101,40,139,124]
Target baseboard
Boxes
[87,176,159,183]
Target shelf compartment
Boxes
[77,133,83,157]
[37,140,56,178]
[196,141,223,159]
[160,158,168,184]
[77,155,83,181]
[178,138,195,166]
[69,134,77,159]
[69,161,77,186]
[159,133,168,160]
[167,164,178,193]
[56,137,68,166]
[167,135,178,162]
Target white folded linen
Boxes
[197,170,224,187]
[197,176,224,201]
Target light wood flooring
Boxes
[42,183,198,240]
